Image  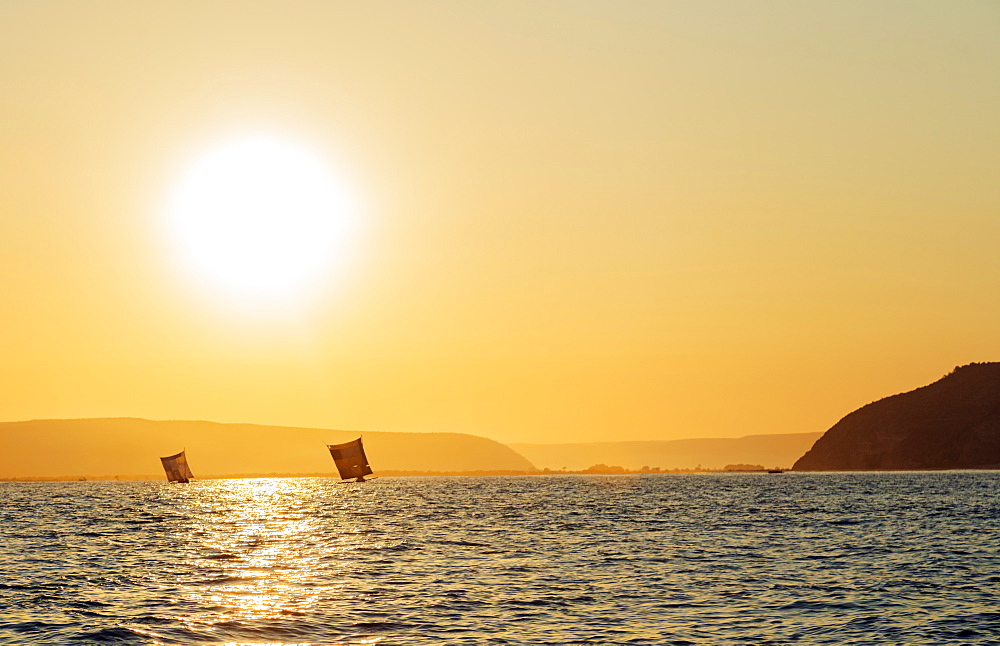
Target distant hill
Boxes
[0,418,535,479]
[509,432,822,471]
[794,362,1000,471]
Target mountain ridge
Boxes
[0,417,535,478]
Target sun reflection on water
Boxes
[165,478,386,644]
[216,643,381,646]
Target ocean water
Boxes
[2,473,1000,645]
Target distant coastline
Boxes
[1,466,788,482]
[6,363,1000,480]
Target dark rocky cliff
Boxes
[794,363,1000,471]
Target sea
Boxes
[2,472,1000,645]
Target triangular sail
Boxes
[327,438,373,481]
[160,450,194,483]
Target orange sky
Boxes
[2,1,998,444]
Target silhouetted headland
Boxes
[794,362,1000,471]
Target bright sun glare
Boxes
[167,134,353,303]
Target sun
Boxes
[166,134,353,303]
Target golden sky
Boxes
[2,1,998,444]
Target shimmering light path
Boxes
[3,473,1000,644]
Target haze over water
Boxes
[4,473,999,644]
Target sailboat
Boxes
[160,449,194,483]
[327,437,374,483]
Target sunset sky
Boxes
[2,1,998,444]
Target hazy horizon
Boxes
[2,1,998,445]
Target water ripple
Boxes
[3,473,1000,644]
